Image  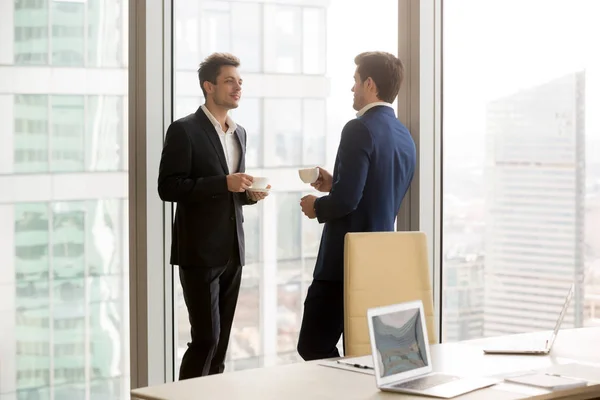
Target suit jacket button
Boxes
[230,215,235,221]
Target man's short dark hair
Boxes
[354,52,404,103]
[197,52,240,97]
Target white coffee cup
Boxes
[250,176,269,190]
[298,167,319,184]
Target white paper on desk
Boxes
[492,382,549,397]
[318,355,375,376]
[543,363,600,383]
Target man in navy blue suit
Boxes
[297,51,417,361]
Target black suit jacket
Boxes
[158,107,254,268]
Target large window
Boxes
[442,0,600,342]
[173,0,397,375]
[0,1,129,399]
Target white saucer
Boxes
[247,188,270,193]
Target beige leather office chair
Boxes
[343,231,436,357]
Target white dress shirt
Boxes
[356,101,395,117]
[201,104,241,173]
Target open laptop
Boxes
[483,283,575,355]
[367,301,499,398]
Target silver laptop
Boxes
[367,301,499,398]
[483,283,575,355]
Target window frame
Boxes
[128,0,174,388]
[127,0,443,390]
[397,0,442,341]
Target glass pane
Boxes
[442,0,598,342]
[276,193,302,261]
[276,193,302,356]
[174,1,202,71]
[14,95,49,173]
[302,99,326,166]
[51,202,85,398]
[200,1,231,60]
[264,99,302,167]
[302,8,326,74]
[87,0,126,67]
[174,97,201,121]
[87,199,127,399]
[225,266,260,370]
[86,96,126,171]
[231,3,261,73]
[52,202,85,279]
[302,211,322,260]
[243,201,261,264]
[277,278,302,354]
[264,5,302,74]
[230,98,261,168]
[14,203,51,397]
[174,265,188,375]
[14,0,49,65]
[50,95,85,172]
[15,203,50,287]
[3,1,130,399]
[51,0,85,66]
[173,0,398,375]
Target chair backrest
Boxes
[343,231,436,357]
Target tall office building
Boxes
[483,72,586,337]
[442,253,485,342]
[0,1,129,399]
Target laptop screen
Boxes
[371,306,429,378]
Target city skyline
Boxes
[442,0,600,340]
[442,69,600,340]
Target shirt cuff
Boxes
[314,196,323,223]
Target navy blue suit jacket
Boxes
[312,105,416,281]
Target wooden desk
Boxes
[131,327,600,400]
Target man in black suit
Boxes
[158,53,268,379]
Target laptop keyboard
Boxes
[392,374,459,390]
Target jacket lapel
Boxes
[195,107,229,174]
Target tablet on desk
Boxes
[504,372,588,391]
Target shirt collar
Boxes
[201,104,237,134]
[356,101,394,117]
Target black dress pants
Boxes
[297,280,344,361]
[178,249,242,379]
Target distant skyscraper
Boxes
[483,71,586,337]
[0,1,129,399]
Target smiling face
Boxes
[203,65,242,110]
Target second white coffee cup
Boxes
[298,167,319,184]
